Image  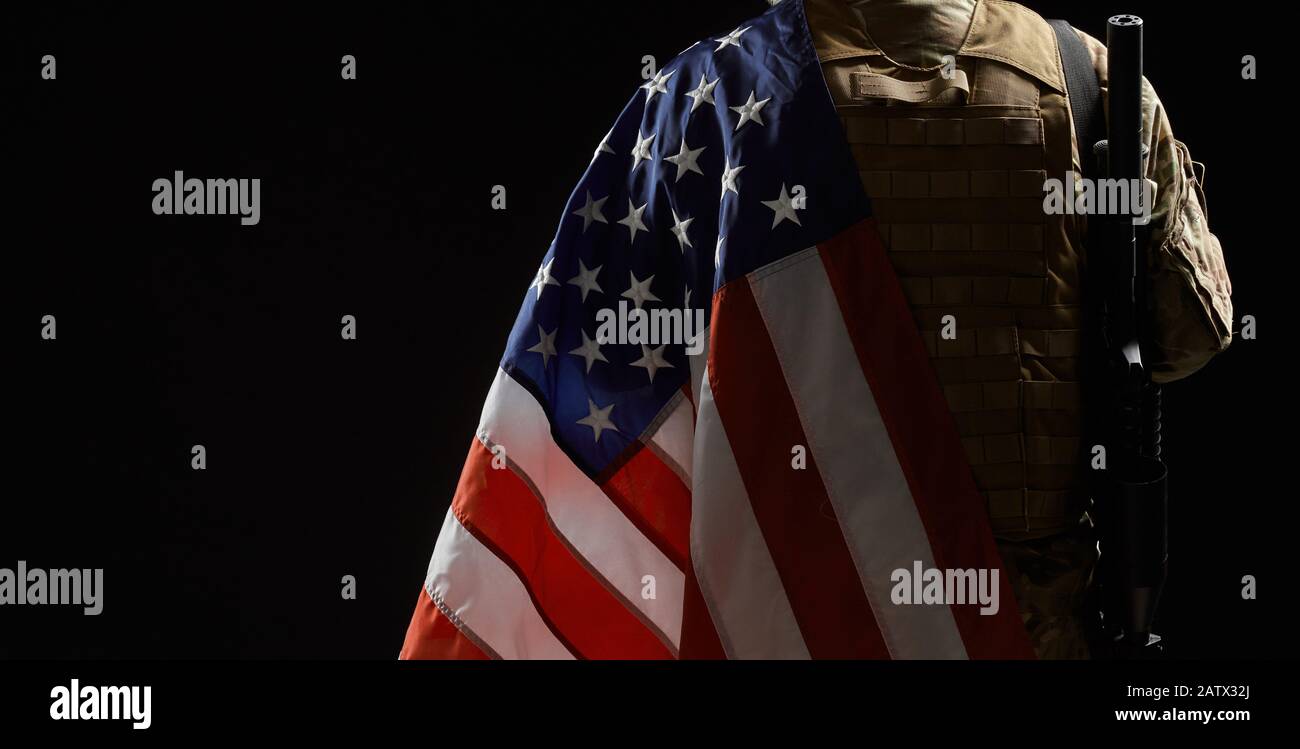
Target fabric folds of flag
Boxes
[401,0,1034,660]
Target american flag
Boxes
[401,0,1032,659]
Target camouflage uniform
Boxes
[806,0,1232,658]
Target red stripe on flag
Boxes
[399,588,491,660]
[601,446,692,571]
[704,279,890,658]
[678,553,726,659]
[453,439,675,660]
[818,219,1035,659]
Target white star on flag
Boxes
[762,183,803,228]
[670,209,694,251]
[571,191,608,232]
[617,200,649,243]
[721,158,745,199]
[714,26,750,52]
[621,271,660,310]
[664,137,706,182]
[531,257,560,300]
[576,398,619,442]
[567,258,603,301]
[730,90,771,130]
[526,324,558,368]
[685,73,719,113]
[631,129,657,170]
[631,343,675,383]
[642,68,675,103]
[569,329,609,373]
[592,128,616,162]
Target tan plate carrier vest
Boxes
[814,0,1090,540]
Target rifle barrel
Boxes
[1106,15,1144,184]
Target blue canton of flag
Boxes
[500,0,868,479]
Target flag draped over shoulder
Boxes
[401,0,1034,660]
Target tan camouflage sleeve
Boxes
[1078,29,1233,382]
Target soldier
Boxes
[403,0,1230,660]
[805,0,1233,658]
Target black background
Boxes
[2,1,1285,659]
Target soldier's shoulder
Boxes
[962,0,1065,92]
[981,0,1053,25]
[977,0,1065,38]
[627,1,812,148]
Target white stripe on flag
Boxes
[648,394,694,482]
[748,248,968,660]
[478,368,684,647]
[425,508,575,660]
[691,370,810,659]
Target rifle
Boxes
[1089,14,1169,658]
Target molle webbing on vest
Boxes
[846,116,1043,146]
[826,10,1088,539]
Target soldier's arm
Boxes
[1078,28,1233,382]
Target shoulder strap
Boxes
[1048,19,1104,176]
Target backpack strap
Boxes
[1048,19,1104,177]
